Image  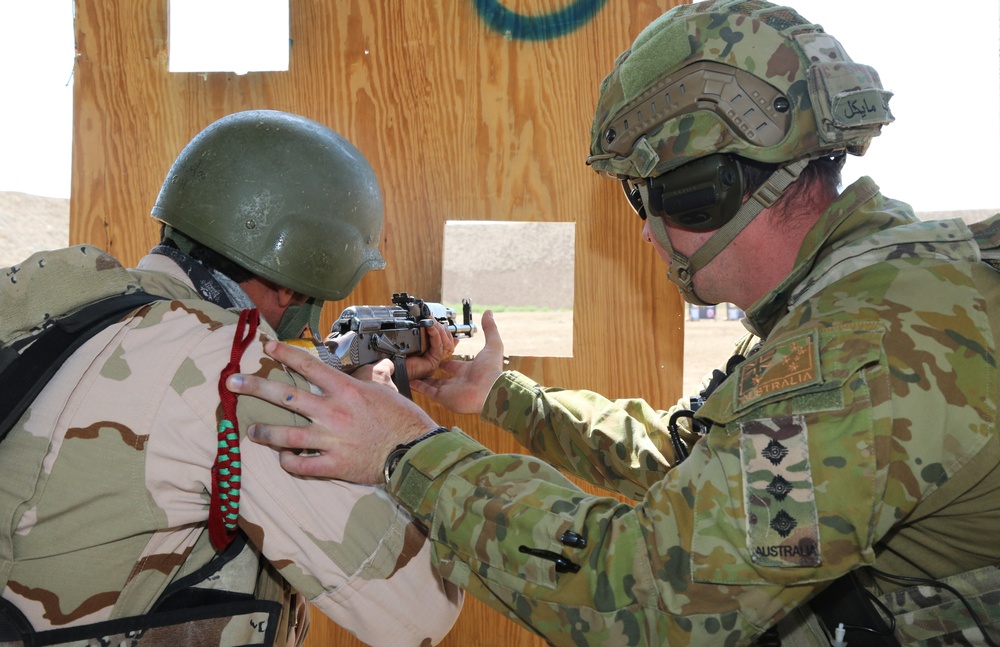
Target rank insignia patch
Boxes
[735,331,821,412]
[740,414,821,568]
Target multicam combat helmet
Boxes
[151,110,386,303]
[587,0,893,304]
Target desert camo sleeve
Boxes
[160,319,463,646]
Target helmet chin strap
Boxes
[648,159,809,306]
[276,300,324,340]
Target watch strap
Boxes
[383,426,451,483]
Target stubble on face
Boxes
[642,219,738,306]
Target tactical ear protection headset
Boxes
[620,154,745,231]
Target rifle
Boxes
[287,293,476,398]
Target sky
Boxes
[791,0,1000,213]
[0,2,74,200]
[0,1,998,213]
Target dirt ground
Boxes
[679,317,748,394]
[0,191,71,268]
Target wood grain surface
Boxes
[71,1,683,644]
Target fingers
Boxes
[480,310,504,352]
[227,372,321,417]
[406,321,457,380]
[265,340,350,392]
[353,359,397,389]
[247,422,332,452]
[231,338,442,484]
[248,422,374,482]
[409,377,439,399]
[430,321,459,356]
[405,314,503,414]
[438,358,471,376]
[278,450,344,478]
[422,322,447,358]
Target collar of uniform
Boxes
[148,244,241,309]
[743,177,916,338]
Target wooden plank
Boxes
[71,1,684,644]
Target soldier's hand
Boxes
[352,358,397,390]
[405,320,458,381]
[411,310,504,415]
[228,340,439,484]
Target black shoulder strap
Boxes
[0,292,166,441]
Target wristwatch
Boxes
[383,426,451,483]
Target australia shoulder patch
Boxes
[740,414,821,568]
[734,330,821,412]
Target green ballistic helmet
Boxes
[151,110,386,301]
[586,0,893,305]
[588,0,893,179]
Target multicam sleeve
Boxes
[386,427,845,646]
[481,371,683,499]
[480,332,759,501]
[387,326,917,646]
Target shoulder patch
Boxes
[740,414,821,568]
[735,330,821,412]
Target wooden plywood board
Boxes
[71,1,685,644]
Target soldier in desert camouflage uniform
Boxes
[0,110,462,646]
[228,3,1000,645]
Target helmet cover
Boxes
[588,0,893,180]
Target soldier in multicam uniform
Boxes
[227,2,1000,645]
[0,111,462,646]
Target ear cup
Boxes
[644,154,745,231]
